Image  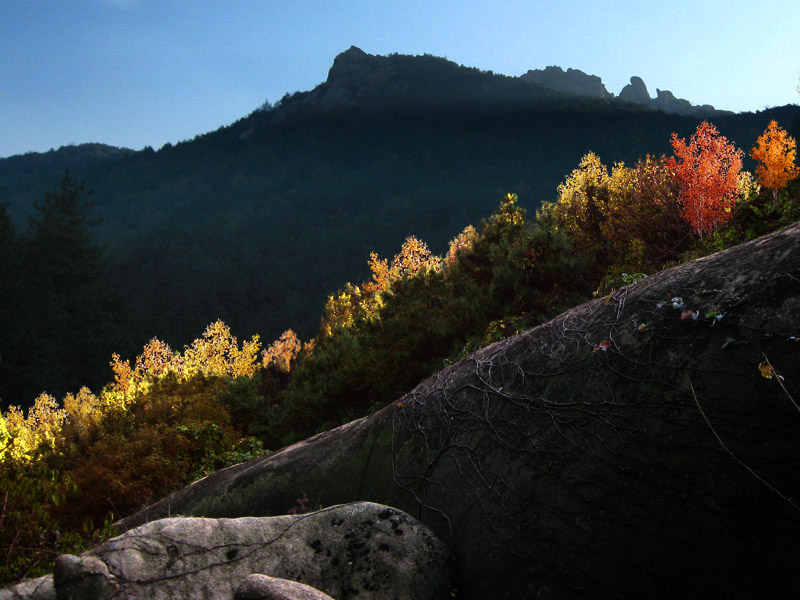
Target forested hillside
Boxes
[1,49,799,409]
[2,108,799,586]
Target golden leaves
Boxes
[750,120,799,203]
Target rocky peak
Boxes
[326,45,371,82]
[617,75,732,117]
[619,75,651,104]
[520,66,612,99]
[300,46,402,110]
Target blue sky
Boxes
[1,0,798,158]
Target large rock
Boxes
[120,224,800,598]
[0,576,54,600]
[50,503,450,600]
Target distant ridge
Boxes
[522,65,732,117]
[259,46,732,123]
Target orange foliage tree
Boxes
[668,121,743,239]
[750,120,800,204]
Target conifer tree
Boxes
[7,173,127,406]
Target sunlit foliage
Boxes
[181,320,261,380]
[444,225,478,268]
[322,235,442,337]
[0,320,265,583]
[544,153,689,279]
[750,120,799,204]
[602,156,689,269]
[262,330,302,374]
[668,121,744,239]
[109,320,260,401]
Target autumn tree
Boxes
[262,330,302,374]
[668,121,743,239]
[545,153,611,269]
[750,120,800,204]
[602,156,688,268]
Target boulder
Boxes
[55,502,449,600]
[0,576,54,600]
[119,224,800,598]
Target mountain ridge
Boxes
[0,47,797,372]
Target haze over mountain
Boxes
[1,47,798,404]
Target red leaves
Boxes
[668,121,743,239]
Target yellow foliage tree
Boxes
[445,225,478,267]
[391,235,441,278]
[181,320,261,380]
[62,387,102,440]
[1,393,65,461]
[320,283,374,337]
[750,120,800,204]
[110,321,261,401]
[553,152,610,231]
[262,329,302,374]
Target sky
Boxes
[1,0,799,158]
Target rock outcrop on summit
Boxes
[282,47,731,118]
[616,75,730,116]
[120,223,800,599]
[520,66,612,99]
[618,75,652,104]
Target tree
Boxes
[750,120,800,204]
[5,173,128,406]
[546,153,611,271]
[602,156,688,268]
[668,121,743,239]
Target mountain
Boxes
[1,48,798,395]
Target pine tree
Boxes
[7,173,127,406]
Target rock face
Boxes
[3,503,450,600]
[308,46,403,110]
[520,66,612,99]
[618,75,651,104]
[120,223,800,598]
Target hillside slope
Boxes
[120,223,800,598]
